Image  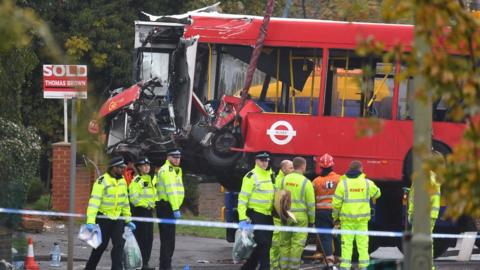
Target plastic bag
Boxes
[232,229,256,264]
[78,224,102,249]
[123,227,143,270]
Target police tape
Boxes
[1,207,478,239]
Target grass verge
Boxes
[175,215,225,239]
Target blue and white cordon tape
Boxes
[1,208,478,239]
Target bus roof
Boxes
[185,13,414,50]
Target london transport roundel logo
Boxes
[266,120,297,145]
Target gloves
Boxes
[126,222,136,231]
[173,210,182,219]
[86,223,95,232]
[238,220,253,230]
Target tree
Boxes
[357,0,480,219]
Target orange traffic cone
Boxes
[24,237,40,270]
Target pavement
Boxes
[13,220,480,270]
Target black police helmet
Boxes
[108,156,126,168]
[134,156,151,166]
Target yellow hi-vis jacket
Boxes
[238,165,275,221]
[129,174,158,209]
[86,173,131,224]
[156,160,184,211]
[408,171,441,220]
[332,173,381,222]
[276,172,316,223]
[275,170,285,185]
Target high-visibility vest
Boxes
[156,160,184,211]
[129,174,157,209]
[86,173,131,224]
[312,171,341,209]
[332,173,381,222]
[238,165,275,221]
[275,170,285,186]
[408,171,441,220]
[277,172,316,223]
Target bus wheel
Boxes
[203,130,242,167]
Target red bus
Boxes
[97,12,477,256]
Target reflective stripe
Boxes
[339,213,370,219]
[166,191,185,196]
[316,195,333,200]
[333,194,343,200]
[316,202,332,207]
[249,198,271,204]
[432,207,440,211]
[165,183,183,188]
[307,202,315,207]
[341,258,352,263]
[88,202,99,209]
[104,193,126,198]
[300,178,308,201]
[358,259,369,263]
[90,195,102,200]
[255,189,274,194]
[101,201,116,206]
[366,179,370,201]
[292,199,304,204]
[240,191,250,197]
[372,189,380,199]
[343,179,348,200]
[344,198,370,203]
[238,201,247,205]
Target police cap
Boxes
[255,151,270,160]
[134,156,151,165]
[108,156,127,168]
[166,148,182,158]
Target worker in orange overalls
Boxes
[312,153,341,264]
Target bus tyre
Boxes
[202,131,242,168]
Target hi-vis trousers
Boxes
[270,217,281,269]
[340,221,369,269]
[279,218,308,270]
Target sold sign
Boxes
[43,64,88,99]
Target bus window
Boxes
[325,50,363,117]
[325,50,394,119]
[140,51,170,95]
[217,53,267,98]
[368,63,395,119]
[216,47,319,114]
[398,77,414,120]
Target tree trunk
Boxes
[0,225,12,263]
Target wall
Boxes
[197,182,224,220]
[51,142,93,214]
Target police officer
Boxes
[85,156,136,270]
[238,151,275,270]
[129,156,157,270]
[312,153,341,263]
[277,157,316,270]
[270,159,293,269]
[332,160,381,270]
[156,148,185,270]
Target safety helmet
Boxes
[319,154,334,168]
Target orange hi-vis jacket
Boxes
[312,171,341,209]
